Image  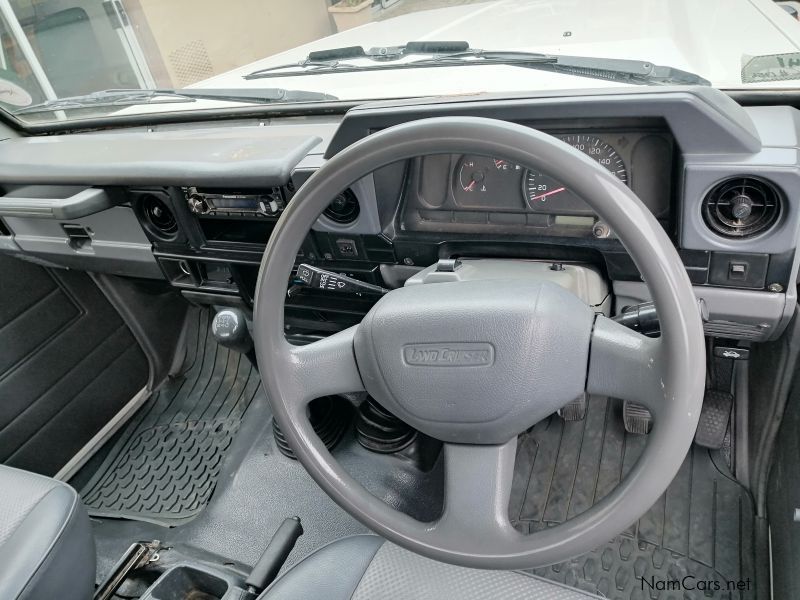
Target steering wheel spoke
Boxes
[432,440,522,548]
[586,315,666,414]
[286,325,365,407]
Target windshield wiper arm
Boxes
[537,55,710,86]
[244,43,709,86]
[15,87,338,115]
[245,41,480,78]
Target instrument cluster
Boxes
[452,133,629,215]
[404,128,673,238]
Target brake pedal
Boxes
[558,394,586,421]
[623,401,652,434]
[694,389,733,449]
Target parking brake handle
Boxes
[245,517,304,595]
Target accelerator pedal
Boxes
[558,393,587,421]
[694,389,733,449]
[623,401,652,434]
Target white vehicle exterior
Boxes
[194,0,800,91]
[118,0,800,117]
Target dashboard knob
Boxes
[731,194,753,220]
[592,221,611,238]
[188,194,210,214]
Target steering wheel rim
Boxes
[254,117,705,569]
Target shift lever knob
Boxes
[211,308,253,354]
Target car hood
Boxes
[190,0,800,93]
[110,0,800,119]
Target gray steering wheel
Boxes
[254,117,705,570]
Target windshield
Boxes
[2,0,800,126]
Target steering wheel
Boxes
[253,117,705,570]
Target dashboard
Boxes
[0,87,798,343]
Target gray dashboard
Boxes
[0,86,798,341]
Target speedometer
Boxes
[524,134,627,213]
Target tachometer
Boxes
[523,135,627,213]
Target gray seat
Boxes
[261,535,602,600]
[0,465,95,600]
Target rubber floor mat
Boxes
[510,397,757,600]
[81,309,260,525]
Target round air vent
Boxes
[140,195,178,240]
[702,177,782,239]
[323,189,360,224]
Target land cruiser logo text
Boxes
[403,343,494,367]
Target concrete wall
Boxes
[123,0,334,87]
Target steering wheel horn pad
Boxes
[354,278,594,444]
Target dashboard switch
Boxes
[709,252,768,288]
[335,238,358,258]
[729,262,747,280]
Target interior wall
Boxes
[122,0,334,87]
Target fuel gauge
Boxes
[453,155,523,208]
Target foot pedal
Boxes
[694,389,733,449]
[558,394,587,421]
[623,401,652,434]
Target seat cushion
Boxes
[0,466,95,600]
[261,535,602,600]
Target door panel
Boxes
[0,253,148,475]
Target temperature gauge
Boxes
[453,155,523,209]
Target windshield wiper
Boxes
[244,41,709,87]
[14,87,338,115]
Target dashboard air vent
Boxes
[702,177,781,239]
[141,194,178,240]
[323,189,360,224]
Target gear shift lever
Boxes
[211,308,253,355]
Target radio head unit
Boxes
[185,187,287,217]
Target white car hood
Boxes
[193,0,800,92]
[115,0,800,117]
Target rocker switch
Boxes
[729,262,747,280]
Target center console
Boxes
[131,178,396,338]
